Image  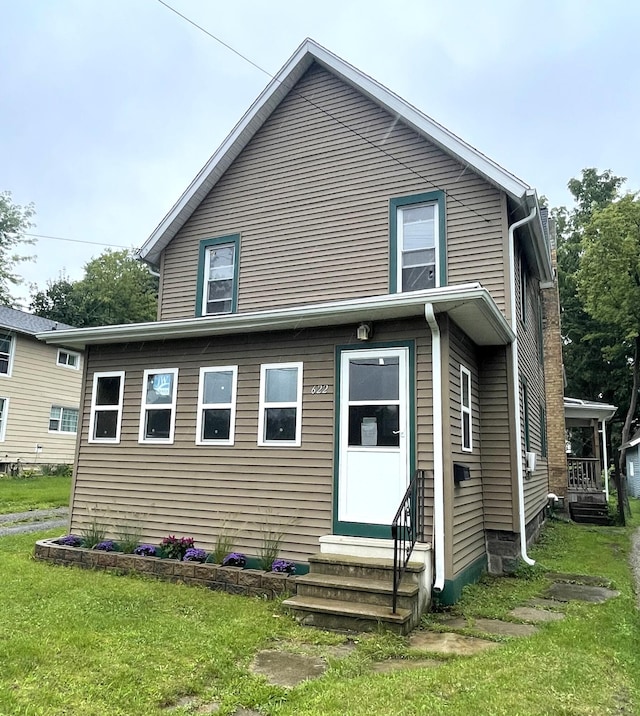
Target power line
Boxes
[155,1,493,225]
[24,232,133,249]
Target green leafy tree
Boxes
[577,193,640,471]
[0,191,35,306]
[31,250,158,327]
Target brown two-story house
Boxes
[38,40,558,621]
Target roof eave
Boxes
[36,284,515,350]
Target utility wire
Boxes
[23,232,133,249]
[155,0,493,225]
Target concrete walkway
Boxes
[0,507,68,537]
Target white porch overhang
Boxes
[36,283,514,349]
[564,397,617,427]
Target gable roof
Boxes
[0,306,74,336]
[138,38,550,277]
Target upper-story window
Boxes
[389,191,446,293]
[196,235,240,316]
[57,349,80,370]
[0,332,13,376]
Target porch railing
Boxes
[391,469,425,614]
[567,457,601,492]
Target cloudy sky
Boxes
[2,0,639,308]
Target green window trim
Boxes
[389,191,446,293]
[195,234,240,317]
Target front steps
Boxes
[282,553,424,635]
[568,492,610,525]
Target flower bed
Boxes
[33,538,297,599]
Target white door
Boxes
[338,347,410,529]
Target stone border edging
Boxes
[33,538,297,599]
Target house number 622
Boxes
[310,384,330,394]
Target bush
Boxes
[158,536,195,560]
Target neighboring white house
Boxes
[622,429,640,498]
[0,306,82,471]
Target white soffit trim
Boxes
[138,38,531,266]
[564,397,618,423]
[35,284,515,349]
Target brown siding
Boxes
[0,335,82,465]
[479,345,516,531]
[515,240,549,522]
[71,318,433,563]
[160,63,506,320]
[447,320,485,575]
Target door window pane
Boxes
[349,358,399,401]
[348,405,399,447]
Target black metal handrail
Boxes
[391,469,425,613]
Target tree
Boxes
[30,250,158,327]
[577,193,640,472]
[0,191,35,306]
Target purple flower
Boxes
[271,559,296,574]
[94,540,117,552]
[183,548,208,563]
[57,534,83,547]
[133,544,157,557]
[222,552,246,568]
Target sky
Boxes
[2,0,639,309]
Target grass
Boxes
[0,502,639,715]
[0,473,71,514]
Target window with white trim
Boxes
[139,368,178,443]
[0,332,13,376]
[57,349,80,370]
[258,362,303,446]
[0,397,8,441]
[397,202,439,292]
[49,406,79,434]
[460,365,472,452]
[89,371,125,443]
[196,366,237,445]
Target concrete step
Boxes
[309,553,424,581]
[569,502,610,525]
[295,572,418,611]
[282,594,413,635]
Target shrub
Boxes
[80,518,107,549]
[94,540,117,552]
[56,534,83,547]
[222,552,246,568]
[133,544,157,557]
[159,535,195,560]
[183,548,208,563]
[116,523,143,554]
[271,559,296,574]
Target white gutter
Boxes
[508,205,537,566]
[425,303,445,592]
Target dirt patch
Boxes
[250,650,326,688]
[409,631,500,656]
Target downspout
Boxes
[508,205,537,566]
[425,303,445,592]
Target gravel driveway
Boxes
[0,507,68,537]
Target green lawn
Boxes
[0,503,639,715]
[0,474,71,514]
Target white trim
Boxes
[138,368,179,444]
[397,200,439,292]
[0,331,15,378]
[195,366,238,446]
[48,405,79,435]
[137,39,532,266]
[0,397,8,441]
[56,348,81,370]
[257,362,303,447]
[36,284,515,350]
[460,364,472,452]
[88,371,125,444]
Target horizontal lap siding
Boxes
[479,346,515,530]
[72,318,433,562]
[515,242,549,522]
[0,336,82,465]
[160,63,506,320]
[448,321,485,574]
